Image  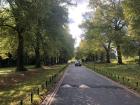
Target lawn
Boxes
[0,65,35,76]
[0,65,66,105]
[85,63,140,93]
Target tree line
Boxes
[76,0,140,65]
[0,0,74,71]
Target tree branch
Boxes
[0,24,16,30]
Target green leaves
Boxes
[0,0,74,68]
[123,0,140,38]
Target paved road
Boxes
[50,64,140,105]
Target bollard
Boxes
[55,74,57,79]
[136,82,139,87]
[46,81,48,88]
[115,75,118,79]
[37,88,39,95]
[31,92,33,104]
[122,77,125,82]
[20,100,23,105]
[127,78,130,82]
[118,76,119,80]
[54,74,56,79]
[42,84,45,90]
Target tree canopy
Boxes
[76,0,140,65]
[0,0,74,71]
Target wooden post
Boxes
[123,77,125,82]
[20,100,23,105]
[127,79,130,82]
[46,81,48,88]
[136,82,139,87]
[41,84,44,90]
[118,76,119,80]
[37,88,39,95]
[31,92,33,103]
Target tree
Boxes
[0,0,33,71]
[88,0,126,64]
[0,0,74,70]
[29,0,52,68]
[79,7,113,63]
[123,0,140,64]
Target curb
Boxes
[41,68,67,105]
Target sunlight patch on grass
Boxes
[0,68,15,75]
[0,64,66,105]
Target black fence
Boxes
[94,68,140,91]
[18,66,66,105]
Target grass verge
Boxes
[85,63,140,93]
[0,64,67,105]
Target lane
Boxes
[50,64,140,105]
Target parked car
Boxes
[75,61,81,66]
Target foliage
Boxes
[77,0,140,64]
[0,0,74,70]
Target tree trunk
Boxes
[100,52,104,63]
[58,57,61,64]
[50,57,54,65]
[95,53,98,62]
[52,57,55,65]
[138,48,140,65]
[16,32,26,71]
[48,57,51,65]
[102,41,111,63]
[106,49,111,63]
[116,44,123,64]
[35,48,41,68]
[92,54,95,62]
[35,33,41,68]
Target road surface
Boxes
[45,64,140,105]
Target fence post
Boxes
[46,80,48,88]
[127,79,130,82]
[37,88,39,95]
[20,100,23,105]
[118,76,119,80]
[55,74,57,79]
[31,92,33,104]
[42,84,45,90]
[136,82,139,87]
[123,77,125,82]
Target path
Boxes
[43,64,140,105]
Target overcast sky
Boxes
[68,0,89,48]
